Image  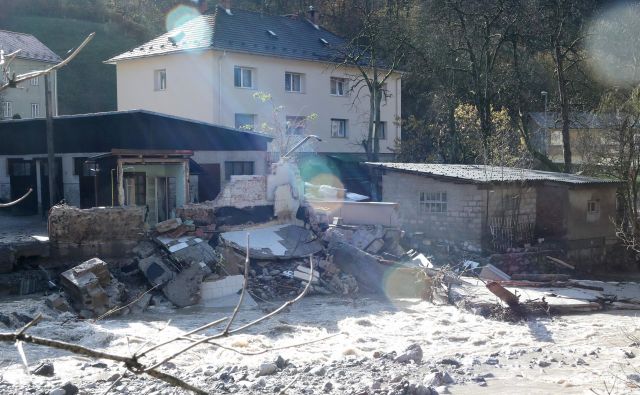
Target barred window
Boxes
[419,191,447,213]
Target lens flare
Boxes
[586,3,640,87]
[166,4,202,32]
[298,156,346,210]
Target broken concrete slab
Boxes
[132,240,157,259]
[201,275,244,300]
[162,261,211,307]
[221,224,323,259]
[328,242,387,294]
[479,264,511,281]
[59,258,126,317]
[170,240,219,268]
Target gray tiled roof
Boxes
[365,163,619,185]
[528,112,631,129]
[0,30,61,63]
[107,6,346,63]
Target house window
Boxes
[376,121,387,139]
[587,199,601,222]
[8,160,31,176]
[31,103,40,118]
[2,101,12,118]
[550,130,562,145]
[225,161,254,180]
[30,76,39,86]
[330,77,347,96]
[235,113,255,130]
[286,116,306,135]
[331,118,347,138]
[154,69,167,91]
[234,66,254,88]
[419,192,447,214]
[285,72,302,92]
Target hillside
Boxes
[3,16,143,115]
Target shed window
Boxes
[235,113,255,130]
[419,192,447,214]
[225,161,254,180]
[587,199,601,222]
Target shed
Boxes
[366,163,620,259]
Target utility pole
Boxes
[45,73,55,209]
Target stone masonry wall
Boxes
[213,175,270,208]
[382,172,485,251]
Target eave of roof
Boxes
[365,162,621,186]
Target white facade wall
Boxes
[1,58,58,119]
[115,50,401,155]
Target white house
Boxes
[105,2,401,161]
[0,30,59,120]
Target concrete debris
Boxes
[162,261,211,307]
[138,255,175,287]
[221,224,323,259]
[274,184,300,221]
[328,242,388,294]
[155,218,182,234]
[395,343,423,364]
[59,258,126,318]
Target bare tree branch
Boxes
[0,188,33,208]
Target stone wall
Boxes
[381,172,485,251]
[49,205,145,258]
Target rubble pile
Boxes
[59,258,126,318]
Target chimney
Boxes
[307,5,319,28]
[220,0,232,14]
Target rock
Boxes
[439,358,461,368]
[576,358,588,366]
[48,389,66,395]
[251,378,266,389]
[371,381,382,390]
[257,363,278,376]
[435,385,450,394]
[424,371,455,387]
[485,357,499,365]
[538,360,551,368]
[310,366,327,376]
[413,384,433,395]
[32,362,54,376]
[162,261,211,307]
[396,344,423,364]
[275,355,288,369]
[61,382,79,395]
[324,381,333,392]
[45,294,71,312]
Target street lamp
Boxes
[541,91,548,154]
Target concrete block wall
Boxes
[486,185,536,219]
[381,172,486,251]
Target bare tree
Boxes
[0,33,94,93]
[336,0,408,162]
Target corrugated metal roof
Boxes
[107,6,346,64]
[0,30,62,63]
[365,163,620,185]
